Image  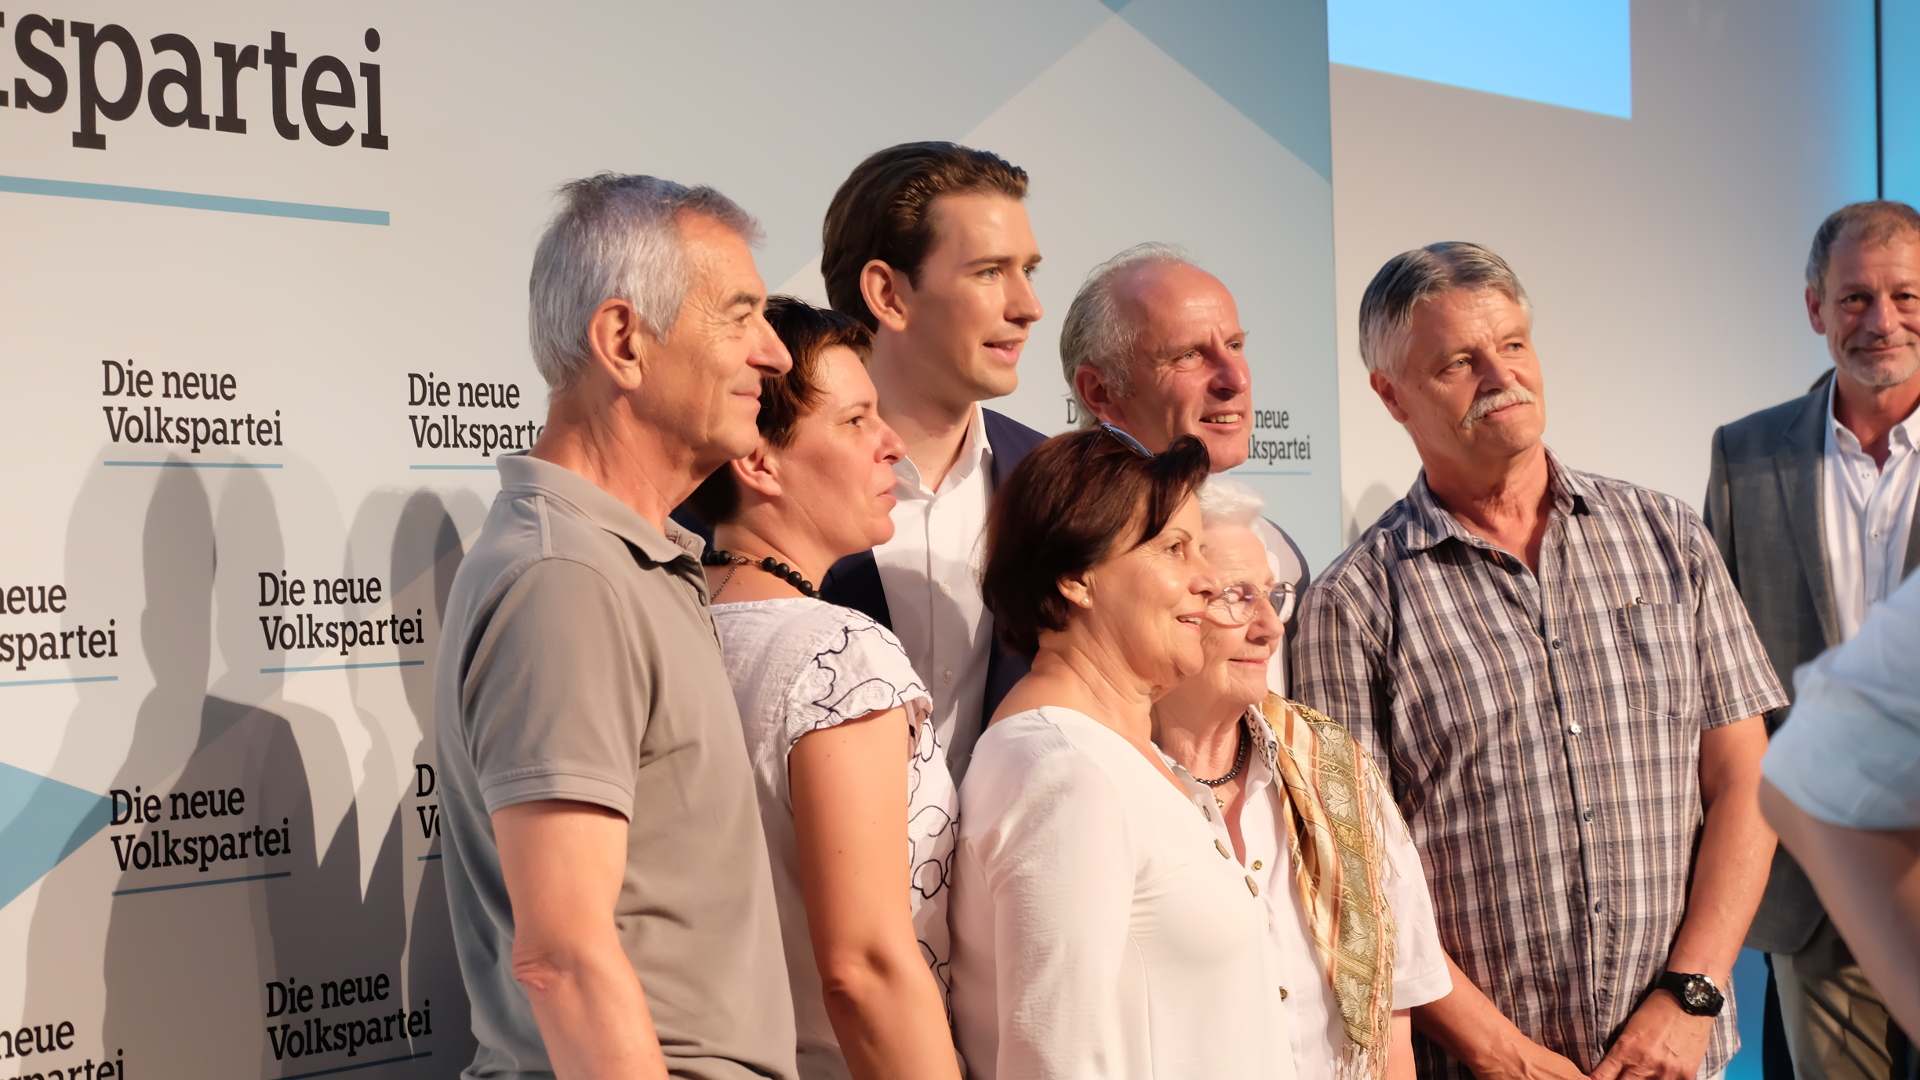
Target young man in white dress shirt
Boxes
[818,142,1048,781]
[1060,243,1312,691]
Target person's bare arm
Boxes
[1762,780,1920,1036]
[1412,955,1587,1080]
[494,800,668,1080]
[1590,715,1774,1080]
[1388,1010,1417,1080]
[790,708,961,1080]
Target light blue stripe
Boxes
[409,464,497,471]
[104,460,283,469]
[0,174,389,225]
[113,870,292,896]
[260,660,426,674]
[1233,470,1313,476]
[277,1050,433,1080]
[0,675,118,688]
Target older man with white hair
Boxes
[435,174,798,1080]
[1292,242,1785,1080]
[1060,243,1310,689]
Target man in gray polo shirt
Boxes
[435,174,797,1080]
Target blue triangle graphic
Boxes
[0,761,112,909]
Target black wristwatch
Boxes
[1657,972,1725,1017]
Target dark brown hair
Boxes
[821,141,1029,330]
[981,430,1210,660]
[684,296,872,525]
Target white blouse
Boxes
[950,706,1294,1080]
[714,598,957,1080]
[1165,716,1452,1080]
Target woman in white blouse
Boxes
[952,424,1292,1079]
[1153,478,1453,1080]
[685,297,961,1080]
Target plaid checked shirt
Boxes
[1292,451,1785,1080]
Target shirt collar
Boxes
[1827,378,1920,454]
[893,404,993,496]
[495,451,703,567]
[1396,446,1593,554]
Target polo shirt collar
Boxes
[495,452,703,566]
[1397,446,1592,554]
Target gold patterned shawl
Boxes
[1257,693,1398,1080]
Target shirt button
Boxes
[1583,810,1594,821]
[1202,804,1213,821]
[1215,839,1232,859]
[1278,986,1290,1000]
[942,670,954,684]
[1569,722,1582,734]
[1245,875,1260,897]
[939,582,953,597]
[1594,901,1605,913]
[1551,639,1563,650]
[1252,860,1264,870]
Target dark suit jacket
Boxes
[1704,368,1920,953]
[819,408,1047,747]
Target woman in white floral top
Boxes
[684,296,960,1080]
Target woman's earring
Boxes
[1079,597,1092,607]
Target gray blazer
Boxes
[1704,368,1920,953]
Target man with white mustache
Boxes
[1293,242,1785,1080]
[1061,243,1311,690]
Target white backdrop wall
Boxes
[0,3,1340,1078]
[1328,0,1879,538]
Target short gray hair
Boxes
[1059,243,1195,427]
[528,173,762,392]
[1806,201,1920,300]
[1197,475,1264,529]
[1357,241,1531,376]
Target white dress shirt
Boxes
[1823,380,1920,640]
[1764,570,1920,829]
[875,404,996,779]
[1165,716,1452,1080]
[951,706,1295,1080]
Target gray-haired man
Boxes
[435,175,798,1080]
[1293,242,1785,1080]
[1060,244,1310,689]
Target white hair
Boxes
[1058,242,1196,427]
[1357,241,1531,377]
[528,173,761,393]
[1197,476,1264,529]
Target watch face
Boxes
[1683,979,1714,1008]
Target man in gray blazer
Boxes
[1706,200,1920,1080]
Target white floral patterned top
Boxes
[714,597,954,1080]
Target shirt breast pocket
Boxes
[1613,602,1700,721]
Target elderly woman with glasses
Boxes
[949,425,1292,1079]
[1151,477,1452,1080]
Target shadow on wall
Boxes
[23,458,477,1079]
[1345,481,1404,545]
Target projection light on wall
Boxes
[1328,0,1632,119]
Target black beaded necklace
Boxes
[701,548,818,598]
[1193,718,1250,787]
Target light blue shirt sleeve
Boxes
[1763,571,1920,829]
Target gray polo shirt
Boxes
[435,452,796,1080]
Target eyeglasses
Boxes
[1099,422,1154,458]
[1206,580,1297,627]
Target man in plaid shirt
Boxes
[1293,242,1786,1080]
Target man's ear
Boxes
[1075,365,1127,426]
[860,259,913,335]
[1370,369,1411,425]
[1805,285,1829,336]
[585,297,654,392]
[729,442,782,500]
